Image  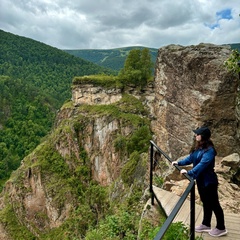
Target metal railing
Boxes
[149,140,195,240]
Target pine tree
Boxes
[140,48,153,80]
[118,48,153,87]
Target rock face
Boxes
[79,116,129,185]
[151,44,239,158]
[62,84,156,186]
[72,82,156,109]
[72,84,122,106]
[6,166,73,232]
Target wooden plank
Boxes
[174,201,191,224]
[164,194,181,216]
[152,186,240,240]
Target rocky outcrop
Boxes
[151,44,239,158]
[61,84,155,185]
[72,84,122,106]
[220,153,240,184]
[72,82,156,110]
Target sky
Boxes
[0,0,239,50]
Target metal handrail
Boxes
[150,140,195,240]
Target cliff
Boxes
[0,80,153,239]
[152,44,239,158]
[0,43,239,239]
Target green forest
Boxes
[0,29,114,188]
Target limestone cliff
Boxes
[151,43,239,158]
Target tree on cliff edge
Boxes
[118,48,153,87]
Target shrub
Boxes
[121,151,140,185]
[126,125,152,154]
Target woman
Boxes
[172,126,227,237]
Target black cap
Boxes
[193,126,211,139]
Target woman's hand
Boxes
[171,161,178,166]
[180,169,187,174]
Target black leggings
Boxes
[197,183,225,230]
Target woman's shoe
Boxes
[209,228,227,237]
[195,224,211,232]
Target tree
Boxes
[140,48,153,80]
[224,49,240,75]
[118,48,153,87]
[124,49,141,72]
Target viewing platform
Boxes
[152,186,240,240]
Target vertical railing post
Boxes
[190,181,195,240]
[150,142,154,205]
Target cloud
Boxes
[0,0,239,49]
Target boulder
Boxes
[221,153,240,170]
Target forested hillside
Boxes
[64,47,158,71]
[228,43,240,52]
[0,30,115,107]
[0,30,115,188]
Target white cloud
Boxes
[0,0,239,49]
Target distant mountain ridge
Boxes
[63,46,158,71]
[225,43,240,51]
[64,43,240,72]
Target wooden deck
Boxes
[152,186,240,240]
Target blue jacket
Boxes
[177,147,218,187]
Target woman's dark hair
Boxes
[190,138,217,155]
